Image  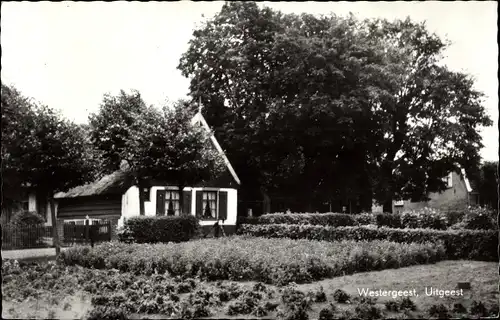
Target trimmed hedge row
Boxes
[118,215,200,243]
[58,237,446,285]
[237,224,498,261]
[240,213,372,227]
[240,207,497,230]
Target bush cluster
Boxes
[237,224,497,261]
[58,236,445,285]
[117,215,200,243]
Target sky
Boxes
[1,1,498,162]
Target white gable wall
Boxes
[118,185,237,228]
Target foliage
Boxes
[375,213,403,229]
[401,208,447,230]
[8,211,45,228]
[118,215,200,244]
[399,297,417,311]
[88,90,148,174]
[178,2,492,213]
[4,211,47,248]
[90,92,225,213]
[427,303,449,318]
[469,300,488,317]
[1,84,99,195]
[237,224,497,261]
[3,258,498,320]
[354,302,383,319]
[333,289,351,303]
[245,208,495,230]
[85,306,128,320]
[453,206,497,230]
[124,103,226,190]
[244,212,359,227]
[58,236,445,285]
[476,161,499,209]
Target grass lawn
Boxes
[2,260,497,319]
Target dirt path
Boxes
[1,247,69,261]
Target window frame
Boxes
[200,190,219,221]
[165,190,181,216]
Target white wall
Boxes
[119,185,238,228]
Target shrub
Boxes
[452,303,467,314]
[311,286,327,303]
[399,297,417,311]
[237,223,497,261]
[375,213,402,228]
[9,210,45,227]
[119,215,199,243]
[469,300,488,317]
[428,304,449,318]
[333,289,350,303]
[460,207,497,230]
[401,208,447,230]
[385,300,400,312]
[354,303,383,319]
[86,306,128,320]
[59,236,444,285]
[6,211,46,248]
[243,212,358,227]
[318,307,335,320]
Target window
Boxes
[165,190,180,216]
[22,201,29,211]
[442,172,453,188]
[202,191,218,219]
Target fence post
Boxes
[85,219,89,244]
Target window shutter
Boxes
[219,191,228,221]
[182,191,192,215]
[156,190,165,216]
[195,191,203,217]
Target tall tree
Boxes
[1,83,98,253]
[1,83,35,211]
[179,3,381,211]
[123,101,225,213]
[178,2,492,213]
[363,18,493,211]
[89,90,149,215]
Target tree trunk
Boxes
[138,178,145,216]
[49,196,60,255]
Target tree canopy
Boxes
[89,92,225,214]
[178,2,492,212]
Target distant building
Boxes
[372,169,479,213]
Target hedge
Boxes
[58,237,446,285]
[118,215,200,243]
[237,224,498,261]
[239,213,372,227]
[239,207,496,230]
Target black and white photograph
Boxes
[1,1,498,319]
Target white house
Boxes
[52,111,240,236]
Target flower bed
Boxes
[58,236,446,286]
[237,224,498,261]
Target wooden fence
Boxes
[63,220,111,246]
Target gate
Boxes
[63,220,111,246]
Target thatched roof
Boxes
[54,170,135,199]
